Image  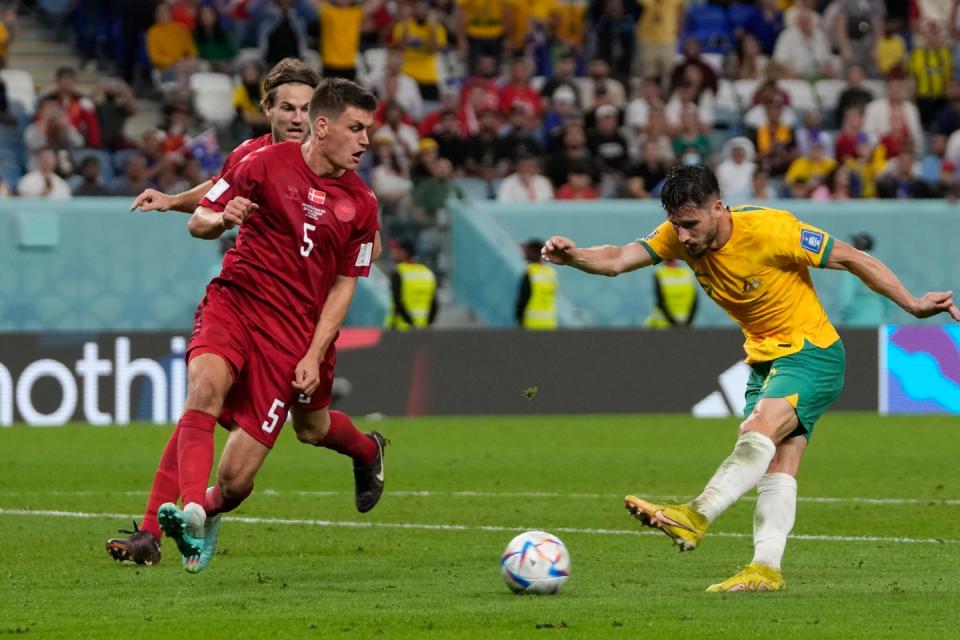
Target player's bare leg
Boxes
[160,353,233,572]
[292,407,388,512]
[627,398,798,551]
[707,435,807,592]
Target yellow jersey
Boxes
[636,0,683,45]
[392,19,447,84]
[638,205,840,363]
[457,0,505,39]
[319,3,363,69]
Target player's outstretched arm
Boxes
[293,275,358,396]
[825,240,960,321]
[130,180,214,214]
[541,236,655,276]
[188,197,257,240]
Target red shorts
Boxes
[187,285,336,448]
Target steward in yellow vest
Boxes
[644,259,698,329]
[386,239,438,330]
[516,239,558,329]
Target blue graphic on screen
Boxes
[884,326,960,414]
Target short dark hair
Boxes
[660,164,720,214]
[262,58,321,107]
[55,66,76,80]
[308,78,378,123]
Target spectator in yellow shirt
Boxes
[455,0,507,72]
[786,140,837,195]
[875,18,906,77]
[392,0,448,100]
[146,3,198,83]
[312,0,384,80]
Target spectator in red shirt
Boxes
[499,57,542,117]
[555,160,599,200]
[41,67,100,149]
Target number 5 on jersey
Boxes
[300,223,316,257]
[262,398,285,433]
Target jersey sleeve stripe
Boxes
[637,240,663,265]
[817,235,835,267]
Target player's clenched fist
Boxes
[222,197,259,229]
[130,188,172,213]
[541,236,577,265]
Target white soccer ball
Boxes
[500,531,570,594]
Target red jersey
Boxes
[199,141,380,353]
[215,133,273,181]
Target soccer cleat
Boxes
[105,521,161,565]
[157,502,206,573]
[624,496,708,552]
[706,562,785,592]
[353,432,388,513]
[195,512,222,573]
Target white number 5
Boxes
[300,223,316,257]
[261,398,285,433]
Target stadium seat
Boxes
[363,48,388,79]
[683,7,733,54]
[701,53,724,73]
[112,149,140,175]
[946,129,960,162]
[920,155,942,183]
[0,139,25,168]
[714,79,740,125]
[814,78,846,112]
[0,148,22,190]
[862,79,887,99]
[454,177,491,200]
[573,77,595,110]
[728,3,760,30]
[189,72,235,127]
[733,78,761,107]
[234,48,263,68]
[778,79,818,115]
[73,148,115,180]
[0,69,37,118]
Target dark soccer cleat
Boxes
[105,521,161,566]
[353,431,388,513]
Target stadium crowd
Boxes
[0,0,958,247]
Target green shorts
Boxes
[742,339,846,440]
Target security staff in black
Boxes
[386,239,438,330]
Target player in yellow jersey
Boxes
[542,165,959,592]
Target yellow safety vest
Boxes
[644,264,697,329]
[388,262,437,330]
[522,263,558,330]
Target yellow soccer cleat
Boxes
[624,496,708,552]
[706,562,785,592]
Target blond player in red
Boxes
[109,78,386,574]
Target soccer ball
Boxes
[500,531,570,594]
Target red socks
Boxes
[176,409,217,509]
[318,411,377,464]
[205,483,253,518]
[140,426,181,540]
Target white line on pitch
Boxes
[2,489,958,507]
[0,508,954,546]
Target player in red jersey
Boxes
[108,60,384,568]
[108,79,385,573]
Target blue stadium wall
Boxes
[0,198,390,331]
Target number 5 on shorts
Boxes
[261,398,285,433]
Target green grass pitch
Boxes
[1,414,958,638]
